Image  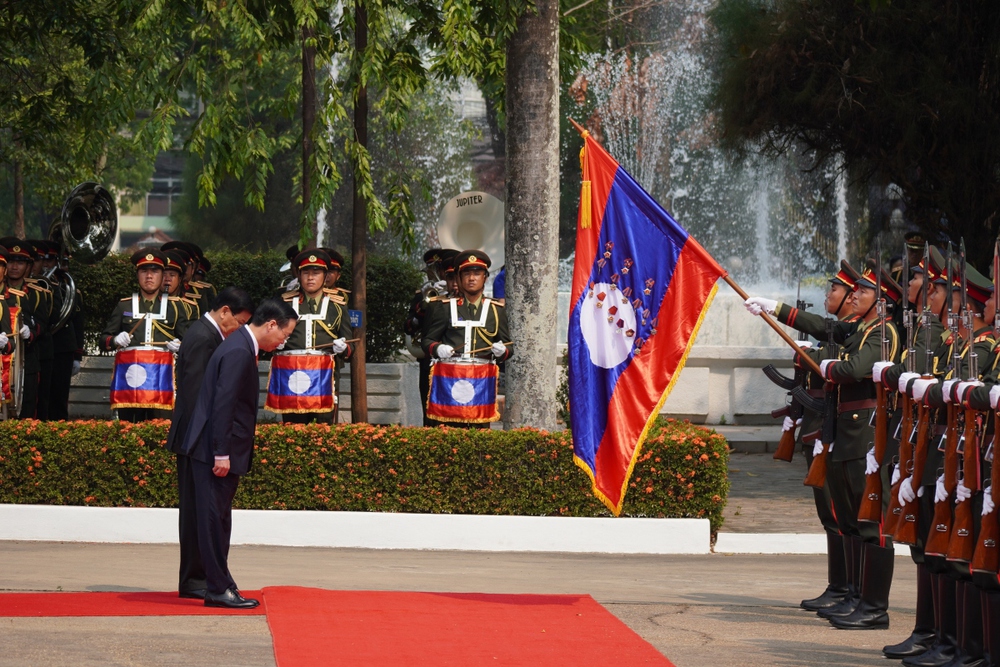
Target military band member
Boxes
[319,248,347,294]
[421,250,512,428]
[0,238,47,419]
[185,243,217,307]
[0,248,20,373]
[162,250,198,336]
[99,249,189,422]
[44,240,84,421]
[279,249,354,423]
[27,240,59,420]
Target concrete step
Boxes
[712,425,784,454]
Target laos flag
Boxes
[110,348,175,410]
[569,130,725,515]
[265,353,336,414]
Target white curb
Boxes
[714,532,913,556]
[0,504,711,554]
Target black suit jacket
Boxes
[180,327,260,476]
[166,316,224,455]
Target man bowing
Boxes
[180,298,298,609]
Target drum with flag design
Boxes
[426,358,500,423]
[265,350,336,414]
[110,347,175,410]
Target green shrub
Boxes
[0,417,730,532]
[70,250,421,362]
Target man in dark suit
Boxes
[166,287,255,600]
[180,298,298,609]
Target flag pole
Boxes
[568,118,824,377]
[721,274,825,377]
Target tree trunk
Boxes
[13,160,24,239]
[302,24,317,247]
[349,1,369,423]
[502,0,560,430]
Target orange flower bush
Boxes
[0,417,730,532]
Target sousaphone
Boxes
[436,191,505,287]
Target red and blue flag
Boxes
[427,361,500,423]
[265,353,336,414]
[110,348,175,410]
[569,131,726,515]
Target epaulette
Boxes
[941,331,953,344]
[282,290,300,302]
[190,281,214,289]
[492,299,506,308]
[26,282,51,294]
[330,296,347,306]
[120,296,131,302]
[184,292,201,300]
[9,288,26,297]
[326,287,350,294]
[975,333,995,344]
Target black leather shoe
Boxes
[179,588,207,600]
[204,588,259,609]
[828,602,889,630]
[884,631,937,659]
[902,643,957,667]
[801,586,850,612]
[940,655,985,667]
[817,596,859,619]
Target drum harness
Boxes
[449,298,494,360]
[130,293,169,345]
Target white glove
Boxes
[820,359,836,379]
[744,297,778,316]
[990,384,1000,410]
[891,463,901,486]
[433,280,447,293]
[0,332,7,349]
[114,331,132,348]
[910,377,938,402]
[941,379,959,403]
[956,482,972,503]
[491,341,507,358]
[285,278,299,292]
[898,371,920,395]
[795,341,813,349]
[276,341,285,351]
[436,344,454,359]
[872,361,893,384]
[166,338,181,353]
[983,486,995,516]
[19,325,30,340]
[331,338,348,355]
[935,474,948,503]
[781,416,802,432]
[954,380,982,405]
[899,477,916,504]
[71,360,81,376]
[812,439,824,457]
[866,448,879,475]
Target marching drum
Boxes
[426,357,500,423]
[265,349,336,414]
[110,346,176,410]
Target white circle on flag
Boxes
[125,364,147,388]
[579,281,637,369]
[287,371,313,395]
[451,379,476,405]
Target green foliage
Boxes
[709,0,1000,268]
[71,249,419,362]
[0,418,730,532]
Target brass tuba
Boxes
[47,183,118,333]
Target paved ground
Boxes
[0,451,918,667]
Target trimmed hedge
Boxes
[0,417,730,532]
[71,250,422,362]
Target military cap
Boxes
[0,237,35,261]
[161,241,199,267]
[911,244,942,282]
[457,249,491,273]
[163,250,187,274]
[44,240,61,257]
[131,248,167,269]
[197,256,211,274]
[831,260,860,290]
[856,259,903,303]
[293,249,330,272]
[904,230,926,251]
[285,244,300,262]
[29,240,52,260]
[964,263,993,306]
[422,248,443,265]
[928,246,950,285]
[321,248,344,270]
[0,247,8,266]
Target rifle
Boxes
[884,247,916,536]
[773,284,813,463]
[859,247,892,524]
[925,246,962,557]
[804,318,837,488]
[894,242,935,546]
[972,237,1000,575]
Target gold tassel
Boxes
[580,180,592,229]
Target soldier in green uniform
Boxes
[43,240,84,421]
[0,238,49,420]
[189,245,217,305]
[876,246,956,661]
[746,260,902,629]
[279,249,354,424]
[27,240,59,420]
[161,250,199,336]
[0,248,19,413]
[777,262,860,614]
[100,249,190,422]
[421,250,512,428]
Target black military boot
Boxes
[943,582,986,667]
[819,535,862,619]
[830,541,893,629]
[986,592,1000,667]
[802,532,851,611]
[904,575,958,667]
[885,563,937,657]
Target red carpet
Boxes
[263,587,674,666]
[0,590,265,616]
